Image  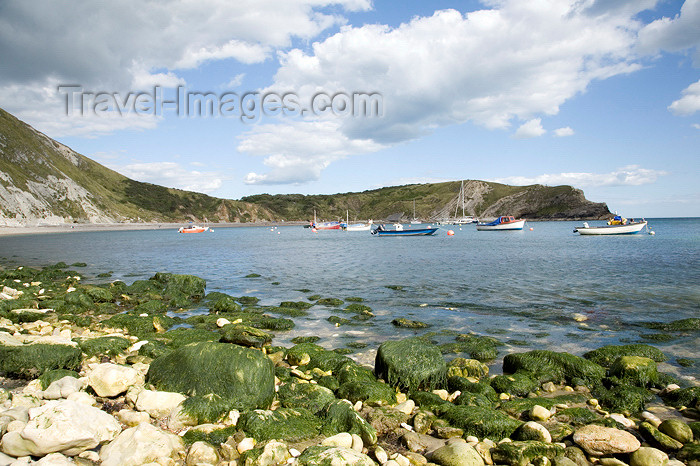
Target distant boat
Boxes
[178,225,209,233]
[310,209,341,230]
[371,223,438,236]
[574,217,648,235]
[476,216,525,231]
[343,210,373,231]
[410,200,421,224]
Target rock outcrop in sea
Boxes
[1,263,698,465]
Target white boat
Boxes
[344,210,373,231]
[476,216,526,231]
[574,219,647,235]
[454,216,477,225]
[410,200,421,224]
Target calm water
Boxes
[2,218,699,380]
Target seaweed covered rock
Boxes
[79,336,131,358]
[147,341,274,411]
[430,442,485,466]
[661,386,700,409]
[392,318,429,328]
[297,445,375,466]
[491,441,564,466]
[584,344,667,367]
[0,343,81,378]
[503,351,605,387]
[286,343,351,372]
[630,447,670,466]
[448,376,499,402]
[439,405,522,440]
[277,382,337,415]
[658,419,693,444]
[676,444,700,464]
[208,295,242,313]
[491,372,540,396]
[320,399,377,445]
[219,324,272,348]
[447,358,489,379]
[151,272,206,300]
[239,408,321,442]
[593,385,655,416]
[639,421,684,451]
[375,337,447,392]
[608,356,659,387]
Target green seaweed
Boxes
[239,408,321,442]
[181,393,235,424]
[502,350,605,387]
[375,337,447,392]
[317,297,344,306]
[181,425,238,446]
[0,344,82,378]
[38,369,79,390]
[392,318,430,329]
[491,371,540,396]
[79,336,131,358]
[320,399,377,445]
[439,405,522,440]
[278,382,337,415]
[491,441,565,466]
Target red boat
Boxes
[178,225,209,233]
[312,221,342,230]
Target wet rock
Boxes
[629,447,669,466]
[375,337,447,392]
[297,445,375,465]
[396,399,416,415]
[0,400,120,457]
[366,406,409,435]
[220,324,272,348]
[430,442,485,466]
[639,421,683,451]
[609,356,659,387]
[402,431,427,453]
[530,405,552,421]
[320,400,377,445]
[676,443,700,464]
[512,422,552,443]
[491,441,564,466]
[99,422,185,466]
[572,424,640,456]
[447,358,489,379]
[87,363,144,397]
[584,344,666,367]
[658,419,693,444]
[563,446,588,466]
[413,410,438,434]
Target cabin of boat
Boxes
[476,216,525,230]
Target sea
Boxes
[1,218,699,381]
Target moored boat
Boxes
[574,217,647,235]
[476,216,525,231]
[313,221,342,230]
[371,224,438,236]
[178,225,209,233]
[346,221,373,231]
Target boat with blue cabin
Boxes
[476,216,526,231]
[371,223,438,236]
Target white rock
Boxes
[166,404,198,431]
[374,445,389,464]
[66,391,96,406]
[87,363,144,397]
[216,318,231,328]
[0,332,22,346]
[530,405,552,421]
[322,432,354,449]
[395,400,415,415]
[42,376,87,400]
[29,336,77,347]
[186,440,219,466]
[224,409,240,426]
[351,433,363,452]
[116,409,152,427]
[33,452,75,465]
[6,420,25,432]
[99,423,185,466]
[78,450,100,462]
[608,413,635,428]
[432,389,449,400]
[237,437,256,454]
[289,448,301,457]
[21,380,43,397]
[128,340,148,352]
[641,411,662,427]
[0,400,121,457]
[354,400,363,411]
[466,436,479,444]
[135,389,186,419]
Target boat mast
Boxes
[461,180,465,218]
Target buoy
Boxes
[649,231,655,235]
[311,228,317,233]
[529,227,534,231]
[277,231,281,234]
[447,230,455,236]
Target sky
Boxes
[0,0,698,217]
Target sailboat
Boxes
[344,210,373,231]
[453,180,477,224]
[310,209,341,230]
[410,200,421,224]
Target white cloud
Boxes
[115,162,224,194]
[668,79,700,116]
[693,123,700,129]
[240,120,385,184]
[514,119,546,139]
[553,126,575,137]
[637,0,700,63]
[223,74,246,89]
[239,1,654,183]
[491,165,668,187]
[0,0,371,136]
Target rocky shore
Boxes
[0,263,698,466]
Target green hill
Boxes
[0,107,609,226]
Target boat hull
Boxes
[575,221,647,235]
[178,226,209,233]
[476,219,525,231]
[373,228,438,236]
[346,224,372,231]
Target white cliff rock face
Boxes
[0,400,121,457]
[87,363,144,397]
[99,423,185,466]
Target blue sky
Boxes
[1,0,698,217]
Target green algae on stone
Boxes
[320,399,377,445]
[583,344,667,367]
[593,385,654,416]
[447,376,499,402]
[440,334,501,361]
[658,419,694,444]
[82,285,114,303]
[491,371,540,396]
[639,421,684,451]
[453,392,493,408]
[102,313,178,338]
[307,294,322,301]
[491,441,565,466]
[162,327,220,349]
[439,405,523,440]
[134,299,167,314]
[366,407,409,435]
[410,390,453,411]
[237,296,260,305]
[554,407,601,426]
[385,285,405,291]
[79,336,131,358]
[278,382,337,415]
[0,344,82,378]
[280,301,314,310]
[333,348,354,355]
[181,392,235,424]
[287,343,351,372]
[503,350,605,387]
[209,295,242,313]
[661,386,700,409]
[291,336,321,344]
[392,318,430,329]
[447,358,489,379]
[271,306,310,317]
[239,407,322,442]
[498,395,587,418]
[343,303,373,314]
[337,379,397,406]
[375,337,447,392]
[182,425,238,446]
[643,318,700,331]
[345,297,364,302]
[244,273,261,278]
[327,316,352,326]
[38,369,79,390]
[676,444,700,463]
[316,297,344,306]
[297,445,376,466]
[147,341,275,410]
[608,356,660,387]
[219,324,272,348]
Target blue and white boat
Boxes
[476,216,525,231]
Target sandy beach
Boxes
[0,221,308,237]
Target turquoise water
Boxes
[2,218,699,380]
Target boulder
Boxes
[0,344,81,378]
[277,382,336,415]
[431,442,485,466]
[375,337,447,392]
[639,421,684,451]
[629,447,669,466]
[609,356,659,387]
[147,341,274,410]
[0,400,120,457]
[87,363,144,397]
[99,422,185,466]
[297,445,375,466]
[135,389,186,419]
[658,419,693,444]
[220,324,272,348]
[573,424,641,456]
[42,376,86,400]
[186,441,219,466]
[241,440,291,466]
[239,408,321,443]
[512,422,552,443]
[320,400,377,445]
[491,441,564,466]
